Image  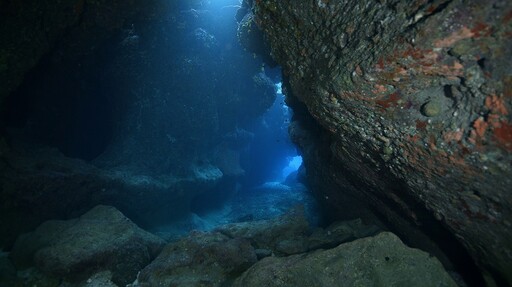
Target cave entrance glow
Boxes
[0,0,319,248]
[147,3,317,239]
[162,75,317,241]
[282,155,303,180]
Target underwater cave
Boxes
[0,0,511,286]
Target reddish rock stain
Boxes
[493,122,512,151]
[471,22,492,37]
[376,91,400,109]
[503,10,512,24]
[503,76,512,98]
[427,4,437,14]
[377,58,385,70]
[416,120,427,131]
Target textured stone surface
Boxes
[0,0,509,285]
[9,205,165,286]
[307,218,380,250]
[216,206,380,256]
[79,271,118,287]
[133,231,257,287]
[215,206,310,255]
[233,232,457,287]
[133,207,383,287]
[251,0,512,285]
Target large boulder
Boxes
[216,206,380,256]
[214,206,310,255]
[233,232,457,287]
[307,218,380,250]
[9,205,165,286]
[133,231,257,287]
[252,0,512,284]
[131,207,383,286]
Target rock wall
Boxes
[250,0,512,285]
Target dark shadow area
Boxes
[1,52,114,161]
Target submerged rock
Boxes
[233,232,458,287]
[131,208,383,286]
[9,205,165,286]
[254,248,272,260]
[214,206,310,255]
[79,271,118,287]
[252,0,512,284]
[124,207,451,287]
[216,206,381,256]
[133,231,257,287]
[307,218,380,250]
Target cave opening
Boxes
[188,79,314,231]
[1,0,508,286]
[1,51,114,161]
[0,0,320,244]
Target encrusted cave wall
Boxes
[247,0,511,285]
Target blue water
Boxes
[151,80,316,241]
[146,1,316,240]
[3,0,317,241]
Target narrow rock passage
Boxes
[0,0,510,286]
